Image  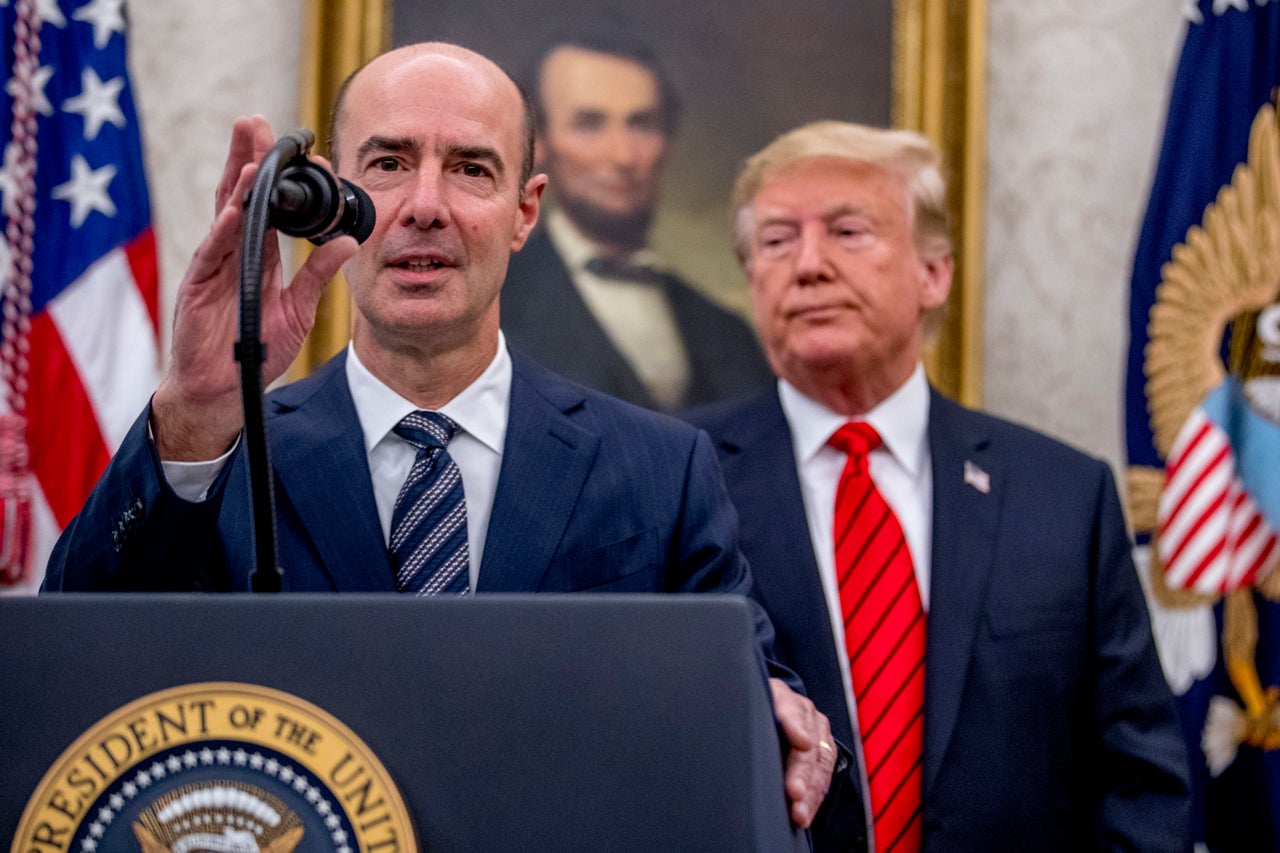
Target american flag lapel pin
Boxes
[963,460,990,494]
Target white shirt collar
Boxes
[345,333,512,456]
[779,362,930,474]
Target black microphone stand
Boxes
[237,131,309,592]
[237,129,375,593]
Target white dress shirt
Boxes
[545,208,690,409]
[777,363,934,737]
[161,336,512,591]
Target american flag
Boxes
[0,0,160,594]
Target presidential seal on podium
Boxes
[10,682,416,853]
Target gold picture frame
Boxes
[294,0,985,407]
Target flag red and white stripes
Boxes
[1158,406,1279,595]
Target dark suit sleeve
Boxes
[1089,463,1191,851]
[675,430,805,692]
[42,404,235,592]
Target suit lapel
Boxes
[712,390,858,748]
[477,354,600,592]
[923,390,1002,794]
[508,230,657,408]
[269,353,394,591]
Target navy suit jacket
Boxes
[44,350,776,668]
[689,386,1191,853]
[502,227,773,412]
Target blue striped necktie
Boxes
[389,411,470,595]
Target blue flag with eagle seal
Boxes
[1126,1,1280,849]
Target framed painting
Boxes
[296,0,985,405]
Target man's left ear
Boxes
[511,173,548,252]
[920,252,954,311]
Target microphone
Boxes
[266,139,375,244]
[238,128,376,590]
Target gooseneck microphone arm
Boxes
[237,130,299,592]
[238,128,376,592]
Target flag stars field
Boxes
[72,0,126,49]
[63,67,125,140]
[51,154,116,228]
[33,0,67,28]
[1185,0,1276,24]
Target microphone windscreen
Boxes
[341,180,376,244]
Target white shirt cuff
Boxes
[148,414,239,502]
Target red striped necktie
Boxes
[829,421,925,852]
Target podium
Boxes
[0,593,805,852]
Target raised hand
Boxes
[151,116,359,460]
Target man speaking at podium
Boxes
[41,43,840,831]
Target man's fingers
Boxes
[769,678,837,829]
[214,116,276,213]
[184,204,241,287]
[247,114,275,160]
[786,750,821,827]
[771,678,817,749]
[215,118,255,212]
[187,161,261,286]
[785,735,836,828]
[283,236,359,326]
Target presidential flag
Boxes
[0,0,160,595]
[1126,1,1280,849]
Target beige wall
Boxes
[129,0,303,354]
[984,2,1187,473]
[127,0,1190,475]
